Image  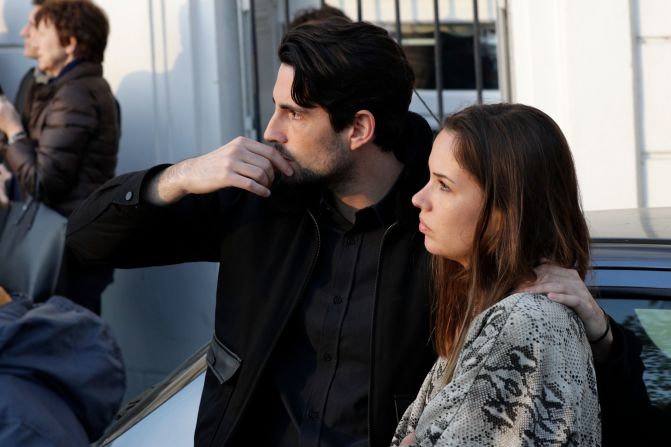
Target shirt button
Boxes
[323,353,332,362]
[125,191,133,201]
[333,295,342,304]
[307,410,319,419]
[345,236,355,245]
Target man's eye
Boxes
[290,111,302,120]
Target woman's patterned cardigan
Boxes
[392,293,601,446]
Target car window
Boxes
[598,297,671,410]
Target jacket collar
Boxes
[33,61,103,102]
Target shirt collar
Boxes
[317,174,402,231]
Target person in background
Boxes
[15,0,50,130]
[0,0,48,205]
[393,103,599,446]
[0,0,119,314]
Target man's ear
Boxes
[65,36,77,58]
[348,110,375,151]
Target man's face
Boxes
[263,63,354,190]
[20,6,40,59]
[35,19,71,77]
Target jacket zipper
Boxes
[367,221,400,445]
[223,209,321,445]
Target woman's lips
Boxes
[418,218,430,233]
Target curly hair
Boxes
[35,0,109,64]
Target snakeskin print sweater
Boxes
[392,293,601,446]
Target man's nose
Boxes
[263,112,286,144]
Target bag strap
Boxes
[15,171,41,229]
[32,169,40,201]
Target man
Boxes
[67,20,646,446]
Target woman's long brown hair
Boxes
[433,104,590,381]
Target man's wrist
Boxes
[142,164,187,206]
[591,312,615,363]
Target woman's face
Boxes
[35,20,74,77]
[412,129,485,267]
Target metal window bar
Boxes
[284,0,290,31]
[357,0,362,21]
[473,0,483,104]
[433,0,444,122]
[394,0,402,46]
[496,0,512,102]
[394,0,403,46]
[249,0,262,140]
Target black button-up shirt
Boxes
[236,185,398,446]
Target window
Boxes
[397,23,499,90]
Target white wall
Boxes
[507,0,670,210]
[508,0,640,210]
[634,0,671,207]
[97,0,248,399]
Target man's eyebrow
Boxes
[271,97,309,113]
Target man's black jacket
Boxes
[67,115,438,446]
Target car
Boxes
[94,207,671,446]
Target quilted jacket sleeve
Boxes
[2,83,96,200]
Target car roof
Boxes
[586,207,671,244]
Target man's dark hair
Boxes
[35,0,109,64]
[278,19,415,153]
[288,5,350,29]
[33,0,47,5]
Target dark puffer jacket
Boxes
[0,61,119,217]
[0,295,126,446]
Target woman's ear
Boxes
[348,110,375,151]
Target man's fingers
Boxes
[523,281,572,295]
[228,173,271,198]
[233,137,294,175]
[244,139,294,176]
[234,157,274,188]
[545,292,582,308]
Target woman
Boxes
[0,0,118,313]
[393,104,600,446]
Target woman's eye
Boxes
[439,181,451,192]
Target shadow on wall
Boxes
[101,2,218,401]
[1,0,217,402]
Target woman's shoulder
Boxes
[472,292,585,345]
[492,292,576,320]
